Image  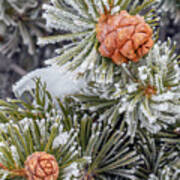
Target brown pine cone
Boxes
[96,10,154,65]
[25,152,59,180]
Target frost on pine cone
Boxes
[39,0,158,83]
[96,10,154,65]
[25,152,59,180]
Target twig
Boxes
[10,63,27,76]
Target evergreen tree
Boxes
[0,0,179,180]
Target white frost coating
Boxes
[138,66,149,81]
[151,91,180,102]
[43,4,81,22]
[63,0,89,19]
[83,156,92,163]
[111,6,120,14]
[19,118,32,131]
[0,171,9,180]
[69,40,93,72]
[127,83,138,93]
[43,13,83,32]
[140,104,156,124]
[64,162,80,180]
[78,44,97,73]
[94,0,104,14]
[36,119,46,136]
[118,103,128,113]
[7,0,37,14]
[53,130,70,149]
[102,0,110,11]
[10,145,20,165]
[84,0,97,21]
[13,66,86,100]
[0,142,6,147]
[38,32,90,46]
[0,123,8,133]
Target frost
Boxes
[83,156,92,164]
[148,173,158,180]
[111,6,121,14]
[0,123,8,133]
[63,0,89,19]
[36,119,46,136]
[84,0,97,20]
[53,131,70,149]
[138,66,149,81]
[38,32,90,46]
[140,104,157,124]
[64,162,80,180]
[151,91,180,102]
[0,171,9,180]
[0,142,6,147]
[19,118,32,131]
[127,83,138,93]
[10,145,20,165]
[118,103,128,113]
[6,0,37,14]
[94,0,104,14]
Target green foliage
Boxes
[154,121,180,152]
[135,130,179,179]
[0,1,179,179]
[59,101,140,179]
[0,78,56,123]
[0,78,179,179]
[0,80,140,179]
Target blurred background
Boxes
[0,0,180,99]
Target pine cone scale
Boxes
[96,10,154,64]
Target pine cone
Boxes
[96,10,154,65]
[25,152,59,180]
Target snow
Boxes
[13,65,86,100]
[53,130,70,149]
[64,162,80,180]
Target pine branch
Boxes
[72,40,180,139]
[0,78,56,123]
[38,0,158,83]
[135,130,180,180]
[58,100,140,179]
[0,0,49,56]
